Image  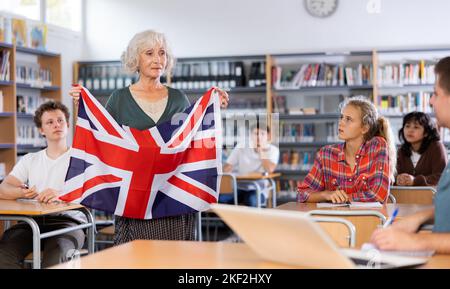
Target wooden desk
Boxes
[51,240,450,269]
[0,199,83,215]
[277,202,433,248]
[0,199,95,269]
[236,173,281,181]
[236,173,281,207]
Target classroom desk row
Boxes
[277,202,434,248]
[52,239,450,269]
[51,201,449,269]
[1,197,448,269]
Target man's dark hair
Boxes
[34,101,70,128]
[435,56,450,94]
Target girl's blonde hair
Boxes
[339,96,397,182]
[121,30,174,76]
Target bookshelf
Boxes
[172,55,267,153]
[73,61,142,107]
[268,51,375,201]
[73,48,450,204]
[0,41,62,178]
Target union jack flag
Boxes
[59,87,222,219]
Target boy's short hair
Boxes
[435,56,450,94]
[34,101,70,128]
[250,123,271,133]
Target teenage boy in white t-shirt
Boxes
[0,101,85,269]
[221,124,279,207]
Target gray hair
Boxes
[120,30,174,76]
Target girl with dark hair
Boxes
[396,111,447,186]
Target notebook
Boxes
[316,202,383,208]
[361,243,435,257]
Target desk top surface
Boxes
[276,202,433,218]
[0,199,83,215]
[51,240,450,269]
[236,173,281,180]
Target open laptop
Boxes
[211,204,428,269]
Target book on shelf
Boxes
[272,95,287,114]
[16,64,53,87]
[280,122,315,142]
[0,90,3,112]
[248,61,266,88]
[170,60,262,90]
[272,63,372,89]
[326,122,339,142]
[0,16,12,44]
[12,18,27,47]
[378,61,436,86]
[0,162,5,180]
[0,16,6,43]
[377,92,433,115]
[286,107,317,115]
[79,64,138,92]
[278,149,315,171]
[0,49,11,81]
[17,94,51,114]
[441,127,450,143]
[29,22,47,50]
[17,123,46,147]
[302,107,317,115]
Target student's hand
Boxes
[402,174,414,186]
[396,174,406,185]
[214,88,229,108]
[256,147,271,159]
[389,214,424,233]
[36,189,61,204]
[322,190,350,204]
[20,185,38,199]
[69,84,82,105]
[370,227,425,251]
[397,173,414,186]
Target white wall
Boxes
[46,25,84,143]
[83,0,450,60]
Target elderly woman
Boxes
[70,30,229,244]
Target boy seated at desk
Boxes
[221,123,279,207]
[0,101,86,269]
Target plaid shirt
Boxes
[297,136,390,203]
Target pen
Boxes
[383,207,399,228]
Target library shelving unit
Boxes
[172,55,267,151]
[267,50,375,201]
[0,42,16,182]
[374,48,450,145]
[268,48,450,202]
[0,41,62,178]
[73,48,450,205]
[73,61,142,107]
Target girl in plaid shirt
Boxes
[298,96,396,204]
